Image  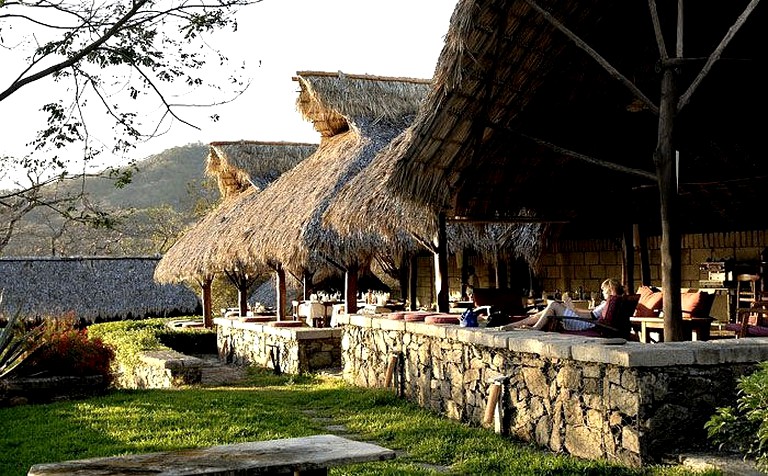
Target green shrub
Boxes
[705,360,768,472]
[88,319,169,375]
[88,317,215,384]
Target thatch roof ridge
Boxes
[217,72,431,274]
[294,71,432,85]
[222,132,371,273]
[205,140,318,197]
[294,71,431,137]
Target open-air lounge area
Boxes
[146,0,768,469]
[7,0,768,474]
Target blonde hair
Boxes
[601,278,625,296]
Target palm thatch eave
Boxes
[220,72,431,275]
[205,141,318,198]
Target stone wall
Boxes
[536,229,768,296]
[117,350,203,389]
[215,318,342,374]
[336,313,768,467]
[413,229,768,317]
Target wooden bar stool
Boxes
[736,273,760,310]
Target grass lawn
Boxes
[0,367,718,476]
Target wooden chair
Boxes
[727,305,768,338]
[549,294,640,340]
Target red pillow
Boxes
[681,292,715,319]
[635,286,663,317]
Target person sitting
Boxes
[500,278,624,332]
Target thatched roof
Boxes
[205,141,317,198]
[385,0,768,237]
[0,257,199,323]
[221,71,431,274]
[323,127,548,267]
[155,141,318,284]
[154,191,253,284]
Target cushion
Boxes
[387,312,406,320]
[598,294,640,338]
[725,322,768,337]
[635,286,663,317]
[681,291,715,319]
[269,321,305,328]
[424,314,460,325]
[404,312,436,322]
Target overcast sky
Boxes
[0,0,456,188]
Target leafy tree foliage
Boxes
[0,0,258,253]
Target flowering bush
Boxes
[15,312,115,384]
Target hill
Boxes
[2,142,218,257]
[71,142,213,212]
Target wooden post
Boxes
[397,254,410,303]
[345,263,359,314]
[434,211,449,313]
[657,60,683,341]
[409,254,418,311]
[484,382,502,425]
[201,276,213,328]
[622,224,635,293]
[635,223,652,286]
[276,266,287,321]
[238,273,249,318]
[384,353,399,388]
[496,252,508,289]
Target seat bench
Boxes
[27,434,396,476]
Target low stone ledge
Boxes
[342,314,768,367]
[213,318,342,340]
[216,319,342,374]
[141,350,203,371]
[129,350,203,388]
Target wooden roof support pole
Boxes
[634,224,652,286]
[657,63,684,342]
[397,255,410,304]
[434,211,450,313]
[201,276,213,329]
[275,266,287,321]
[408,254,418,311]
[238,277,249,318]
[345,263,359,315]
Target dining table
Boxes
[630,316,714,343]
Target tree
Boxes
[0,0,259,253]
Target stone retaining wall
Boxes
[118,350,203,389]
[215,318,342,374]
[336,313,768,467]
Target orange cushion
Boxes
[269,321,305,328]
[424,314,460,325]
[387,312,406,320]
[635,286,663,317]
[681,292,715,319]
[404,312,436,322]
